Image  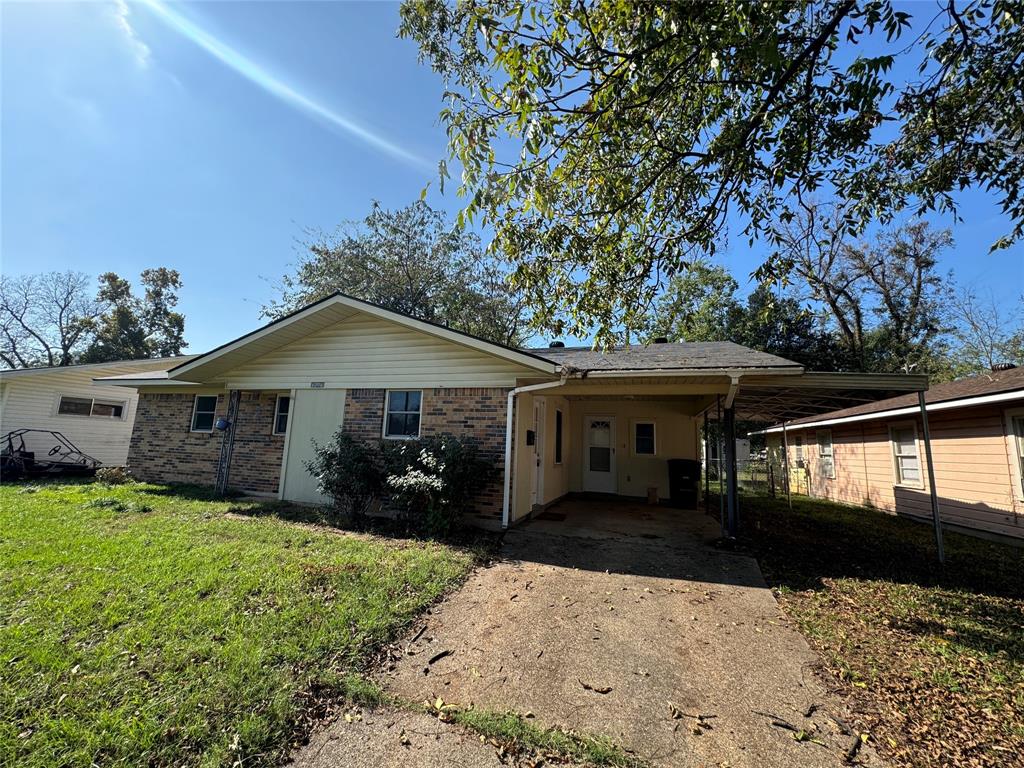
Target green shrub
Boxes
[381,435,494,537]
[306,432,384,521]
[95,466,133,485]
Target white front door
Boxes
[583,416,616,493]
[280,389,347,504]
[529,398,545,508]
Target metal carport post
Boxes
[918,391,945,563]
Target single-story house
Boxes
[96,293,929,531]
[758,365,1024,541]
[0,357,194,467]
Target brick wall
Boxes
[128,392,284,494]
[224,392,285,495]
[343,387,511,521]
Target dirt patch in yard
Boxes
[381,527,882,767]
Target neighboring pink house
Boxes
[761,365,1024,541]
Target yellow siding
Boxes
[0,362,171,466]
[567,400,697,500]
[217,315,536,390]
[781,404,1024,539]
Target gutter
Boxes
[501,376,571,529]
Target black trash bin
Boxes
[667,458,701,509]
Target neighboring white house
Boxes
[0,357,193,466]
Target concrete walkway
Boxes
[381,501,880,767]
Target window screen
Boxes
[385,391,422,438]
[58,396,124,419]
[816,429,835,479]
[635,422,655,455]
[274,396,290,435]
[57,396,93,416]
[191,396,218,432]
[891,425,921,484]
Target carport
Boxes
[501,347,941,559]
[716,372,945,560]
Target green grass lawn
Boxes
[736,492,1023,768]
[0,481,476,768]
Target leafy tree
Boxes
[266,201,530,346]
[643,262,741,343]
[80,269,186,363]
[644,263,842,369]
[728,285,843,371]
[400,0,1024,344]
[779,208,953,373]
[949,289,1024,374]
[0,271,101,368]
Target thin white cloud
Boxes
[136,0,433,171]
[112,0,152,68]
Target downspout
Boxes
[501,375,572,529]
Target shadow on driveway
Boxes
[382,499,882,768]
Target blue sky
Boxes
[2,1,1021,353]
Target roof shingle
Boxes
[526,341,801,372]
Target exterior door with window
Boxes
[583,416,616,493]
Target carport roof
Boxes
[528,341,802,372]
[730,372,930,424]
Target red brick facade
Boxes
[128,392,284,495]
[343,388,511,521]
[128,388,511,520]
[225,392,285,494]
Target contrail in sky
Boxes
[137,0,433,171]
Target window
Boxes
[1011,415,1024,498]
[57,395,125,419]
[817,429,835,479]
[554,408,563,464]
[191,395,218,432]
[634,421,656,455]
[384,390,421,438]
[794,435,805,466]
[273,395,290,435]
[890,423,921,486]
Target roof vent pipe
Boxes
[992,362,1018,371]
[549,340,565,348]
[653,336,669,344]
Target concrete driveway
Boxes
[383,499,880,767]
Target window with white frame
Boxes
[273,395,290,435]
[57,395,126,419]
[384,390,421,438]
[816,429,835,479]
[191,395,218,432]
[890,423,921,486]
[1011,415,1024,498]
[794,435,805,466]
[634,421,656,455]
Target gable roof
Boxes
[0,356,196,381]
[759,365,1024,432]
[163,293,558,383]
[529,341,802,372]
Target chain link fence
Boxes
[703,454,812,498]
